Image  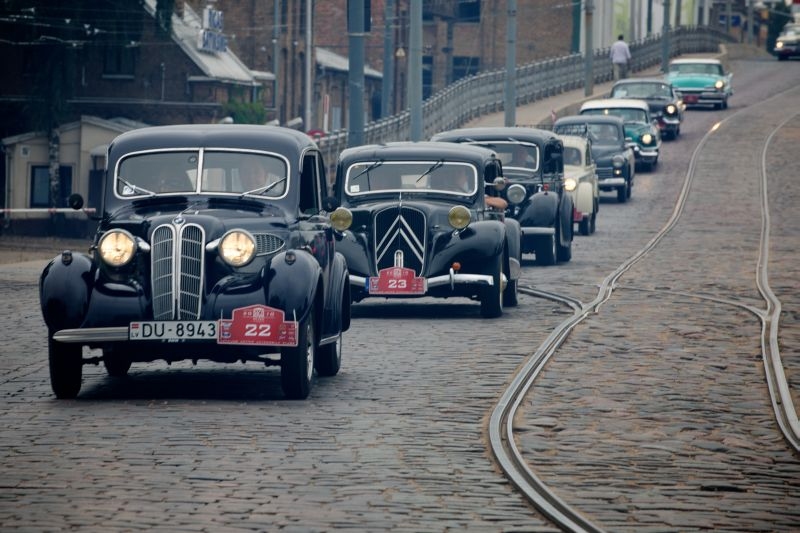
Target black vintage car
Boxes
[553,115,636,203]
[39,125,351,400]
[609,78,685,139]
[431,127,573,266]
[331,142,521,318]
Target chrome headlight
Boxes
[776,41,785,49]
[448,205,471,230]
[220,230,256,267]
[330,207,353,232]
[98,230,136,267]
[665,104,676,115]
[641,133,653,145]
[564,178,577,192]
[714,80,724,90]
[612,155,625,168]
[506,184,527,205]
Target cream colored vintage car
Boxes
[559,134,599,236]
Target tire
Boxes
[315,331,342,377]
[281,309,315,399]
[722,99,728,109]
[590,201,598,234]
[535,234,556,266]
[579,217,590,236]
[49,338,82,399]
[556,223,572,263]
[503,278,518,307]
[480,256,503,318]
[103,348,132,377]
[617,184,628,203]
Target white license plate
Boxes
[129,321,218,341]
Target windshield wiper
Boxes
[349,160,384,183]
[416,160,444,183]
[118,177,156,197]
[240,176,288,198]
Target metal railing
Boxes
[319,26,733,175]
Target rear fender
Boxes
[575,182,595,215]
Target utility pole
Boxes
[674,0,682,28]
[647,0,653,36]
[747,0,754,44]
[661,0,671,72]
[408,0,422,141]
[273,0,280,122]
[381,0,395,118]
[584,0,594,97]
[304,0,312,132]
[347,0,365,147]
[504,0,517,127]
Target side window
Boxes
[299,152,321,215]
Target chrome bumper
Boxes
[53,327,130,343]
[350,268,505,294]
[598,177,626,187]
[520,226,555,236]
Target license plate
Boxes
[369,267,426,295]
[129,321,218,341]
[683,95,698,103]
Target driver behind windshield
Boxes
[237,156,284,195]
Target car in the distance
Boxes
[431,127,574,266]
[579,98,661,171]
[774,24,800,60]
[332,141,521,318]
[39,125,351,400]
[553,115,635,203]
[665,58,733,109]
[559,134,599,235]
[609,78,685,139]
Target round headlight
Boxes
[506,183,527,205]
[714,80,724,90]
[612,155,625,168]
[330,207,353,232]
[448,205,471,230]
[776,41,784,49]
[564,178,577,192]
[666,104,676,114]
[642,133,653,145]
[98,230,136,267]
[220,230,256,267]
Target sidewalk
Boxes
[463,44,755,130]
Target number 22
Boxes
[245,324,271,337]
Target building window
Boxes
[452,56,481,81]
[456,0,480,22]
[30,166,72,208]
[103,45,136,77]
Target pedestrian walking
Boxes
[610,34,631,81]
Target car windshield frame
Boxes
[580,107,648,124]
[114,148,291,200]
[611,82,674,99]
[344,160,479,197]
[669,62,724,77]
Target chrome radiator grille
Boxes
[596,167,614,180]
[374,206,426,275]
[151,223,205,320]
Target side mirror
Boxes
[492,176,506,191]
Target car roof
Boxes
[554,115,625,127]
[612,78,673,86]
[669,58,722,65]
[580,98,649,111]
[430,126,559,145]
[337,141,497,167]
[108,125,318,163]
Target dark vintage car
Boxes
[431,127,573,266]
[579,98,661,171]
[774,24,800,60]
[40,125,351,400]
[553,115,636,203]
[609,78,685,139]
[330,142,521,318]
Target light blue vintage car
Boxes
[665,58,733,110]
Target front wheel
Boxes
[503,277,518,307]
[315,331,342,377]
[617,183,628,203]
[535,234,556,266]
[281,309,315,399]
[579,216,590,236]
[49,338,82,399]
[480,256,503,318]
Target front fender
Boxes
[574,182,595,215]
[40,252,95,332]
[264,250,321,324]
[519,191,558,228]
[428,221,505,275]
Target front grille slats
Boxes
[254,233,285,255]
[150,223,205,321]
[374,207,426,276]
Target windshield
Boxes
[472,142,538,172]
[563,147,582,166]
[611,82,672,99]
[581,107,647,123]
[586,123,622,144]
[669,62,723,76]
[115,150,289,199]
[345,161,478,196]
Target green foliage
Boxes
[766,2,792,55]
[222,102,268,125]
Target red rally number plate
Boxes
[368,267,426,295]
[683,95,698,103]
[218,304,298,346]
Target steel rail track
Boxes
[489,92,800,531]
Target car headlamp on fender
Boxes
[641,133,654,145]
[219,230,256,267]
[564,178,577,192]
[506,183,527,205]
[330,207,353,232]
[665,104,677,115]
[98,230,137,267]
[448,205,471,230]
[612,155,625,168]
[714,80,725,90]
